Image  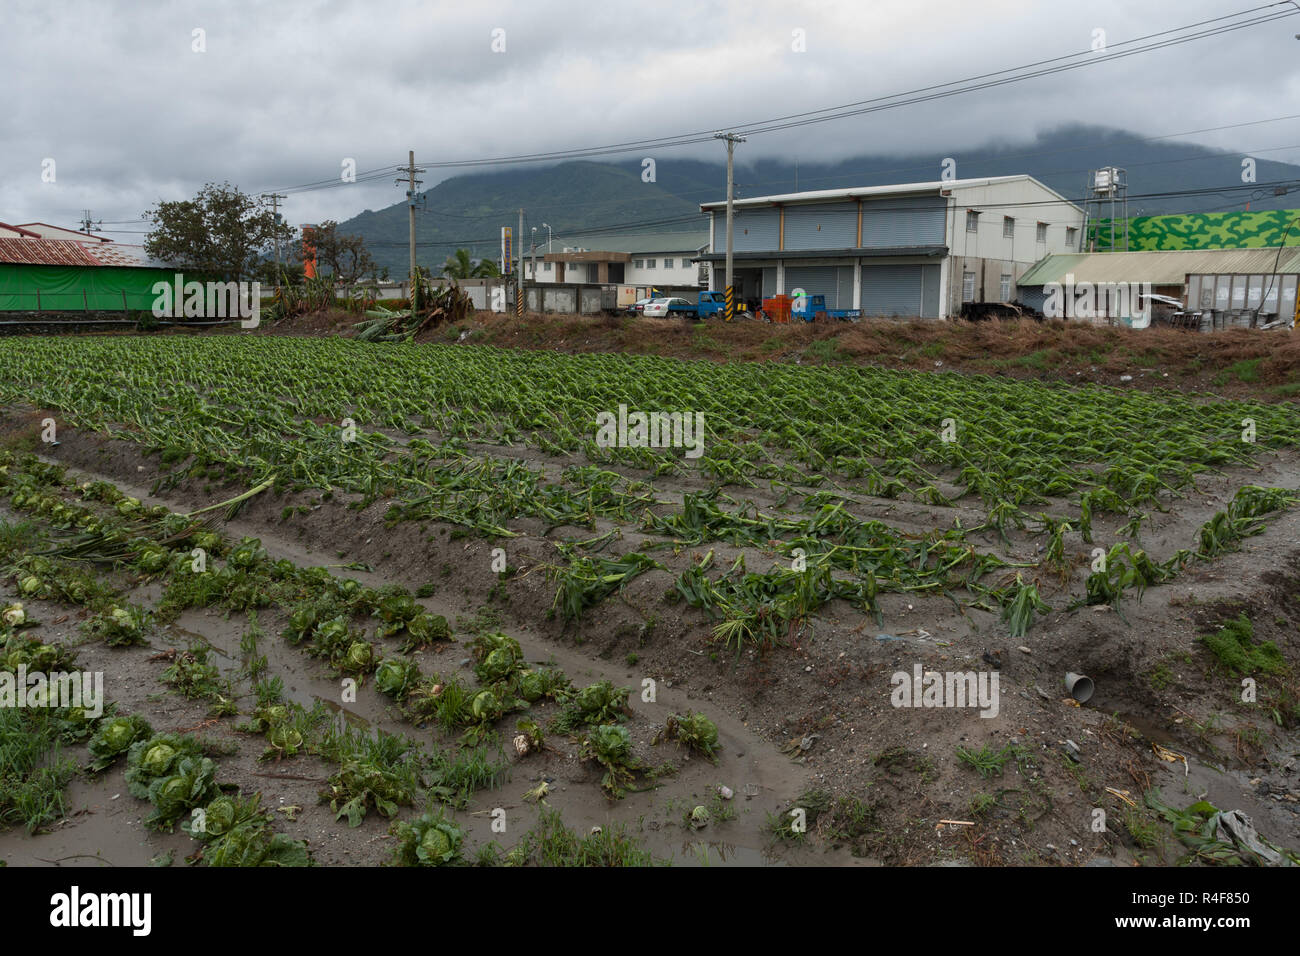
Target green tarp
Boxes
[0,264,178,312]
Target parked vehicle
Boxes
[664,290,736,319]
[642,296,691,317]
[625,296,656,315]
[771,294,861,322]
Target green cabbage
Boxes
[87,714,154,772]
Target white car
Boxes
[641,296,690,317]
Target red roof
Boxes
[0,235,166,268]
[0,238,99,265]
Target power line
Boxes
[256,3,1296,196]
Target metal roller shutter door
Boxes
[732,207,781,252]
[784,266,839,308]
[784,202,859,250]
[861,264,923,317]
[860,195,946,247]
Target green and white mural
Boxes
[1089,210,1300,251]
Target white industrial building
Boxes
[698,175,1085,318]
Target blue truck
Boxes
[664,290,735,318]
[788,294,862,322]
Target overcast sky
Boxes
[6,0,1300,239]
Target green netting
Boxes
[0,264,178,311]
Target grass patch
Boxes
[805,339,849,364]
[506,808,657,866]
[1212,358,1263,386]
[955,743,1016,778]
[1198,614,1285,677]
[0,708,77,834]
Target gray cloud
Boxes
[4,0,1298,237]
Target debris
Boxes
[1152,742,1188,775]
[718,785,733,801]
[938,819,974,826]
[523,780,551,804]
[1017,645,1032,655]
[1063,739,1082,762]
[1105,787,1137,808]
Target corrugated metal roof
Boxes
[0,238,99,266]
[0,238,166,268]
[699,175,1077,211]
[1018,248,1300,287]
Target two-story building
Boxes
[698,175,1084,318]
[530,231,708,287]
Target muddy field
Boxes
[0,327,1297,868]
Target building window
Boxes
[999,273,1012,301]
[1003,217,1015,238]
[633,259,644,269]
[663,258,673,269]
[966,211,979,232]
[543,261,552,271]
[646,259,657,269]
[1036,222,1047,242]
[962,271,976,302]
[1065,227,1078,247]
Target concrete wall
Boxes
[947,179,1084,264]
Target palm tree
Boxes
[442,248,501,279]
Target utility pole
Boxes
[530,226,538,289]
[715,132,745,321]
[517,208,525,318]
[78,209,102,238]
[396,151,425,313]
[261,193,287,286]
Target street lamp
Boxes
[542,223,552,252]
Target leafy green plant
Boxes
[553,681,630,734]
[87,714,154,772]
[658,711,720,763]
[160,643,222,699]
[391,808,464,866]
[321,731,421,826]
[83,603,152,647]
[375,657,422,701]
[580,724,640,798]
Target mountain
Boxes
[339,125,1300,275]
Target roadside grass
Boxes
[1212,358,1263,386]
[0,708,77,834]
